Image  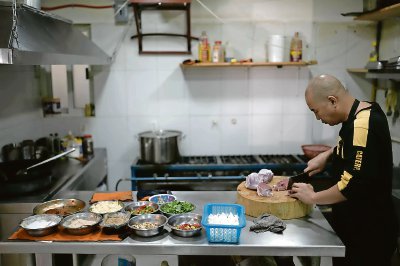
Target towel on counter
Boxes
[90,191,133,203]
[250,213,286,233]
[8,228,122,242]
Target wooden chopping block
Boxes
[236,176,312,220]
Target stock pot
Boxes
[138,130,182,164]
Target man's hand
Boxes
[304,147,333,176]
[289,183,316,204]
[291,183,347,205]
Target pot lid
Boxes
[139,130,182,138]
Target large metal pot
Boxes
[138,130,182,164]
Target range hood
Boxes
[0,1,111,65]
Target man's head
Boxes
[305,74,353,126]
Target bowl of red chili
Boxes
[125,201,159,216]
[167,213,202,237]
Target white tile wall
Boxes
[2,0,399,189]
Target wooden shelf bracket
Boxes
[130,0,196,55]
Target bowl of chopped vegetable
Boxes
[167,213,202,237]
[125,201,159,216]
[159,200,195,217]
[128,214,167,237]
[148,194,176,205]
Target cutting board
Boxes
[236,176,312,220]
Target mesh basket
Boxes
[201,203,246,244]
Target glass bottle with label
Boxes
[212,41,224,63]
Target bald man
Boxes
[290,74,398,266]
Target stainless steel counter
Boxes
[0,191,345,258]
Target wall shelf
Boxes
[347,68,368,73]
[180,61,317,68]
[347,68,400,80]
[354,3,400,21]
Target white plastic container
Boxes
[267,35,285,62]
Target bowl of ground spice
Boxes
[100,211,130,234]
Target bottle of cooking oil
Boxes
[198,31,210,63]
[290,32,302,62]
[369,41,378,62]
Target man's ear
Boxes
[327,95,337,106]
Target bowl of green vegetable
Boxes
[159,200,195,217]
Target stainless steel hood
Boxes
[0,1,111,65]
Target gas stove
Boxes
[130,154,333,191]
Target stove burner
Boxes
[220,155,259,164]
[179,156,217,164]
[136,154,305,166]
[259,155,300,164]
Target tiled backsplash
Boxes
[1,0,399,190]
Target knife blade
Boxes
[287,171,310,190]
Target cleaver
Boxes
[287,171,310,190]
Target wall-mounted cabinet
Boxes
[180,61,317,69]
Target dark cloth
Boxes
[250,213,286,233]
[329,99,398,265]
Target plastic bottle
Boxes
[224,41,234,62]
[198,31,210,63]
[369,41,378,62]
[49,133,55,155]
[212,41,224,63]
[53,133,61,154]
[82,134,94,158]
[65,131,80,157]
[290,32,302,62]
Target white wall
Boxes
[1,0,398,191]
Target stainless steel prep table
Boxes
[0,191,345,264]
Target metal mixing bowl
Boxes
[159,200,196,217]
[20,214,62,237]
[128,214,167,237]
[167,213,202,237]
[88,200,124,215]
[33,198,85,216]
[60,212,102,235]
[125,201,159,216]
[100,211,130,234]
[148,194,176,205]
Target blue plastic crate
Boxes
[201,203,246,244]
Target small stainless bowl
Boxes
[128,214,167,237]
[148,194,176,205]
[61,212,102,235]
[159,201,196,217]
[100,211,130,234]
[88,200,124,215]
[125,201,159,216]
[33,198,85,216]
[167,213,202,237]
[20,214,62,237]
